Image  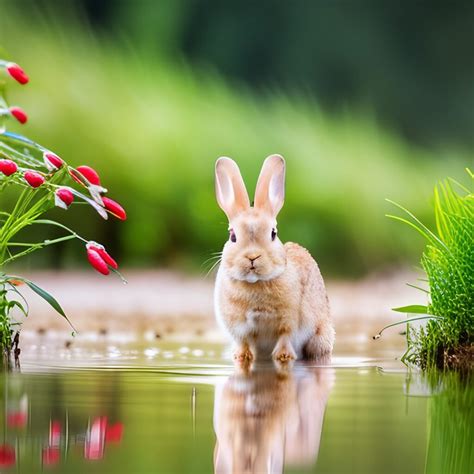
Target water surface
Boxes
[0,337,471,473]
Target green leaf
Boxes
[7,299,28,317]
[406,283,430,294]
[19,278,76,331]
[392,304,429,314]
[374,314,444,339]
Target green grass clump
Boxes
[389,170,473,369]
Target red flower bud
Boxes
[6,62,29,85]
[43,152,63,170]
[9,106,28,124]
[87,247,110,275]
[71,165,101,186]
[55,188,74,208]
[24,170,45,188]
[102,197,127,220]
[0,159,18,176]
[87,242,118,269]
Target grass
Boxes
[388,170,473,369]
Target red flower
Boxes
[102,197,127,220]
[0,159,18,176]
[71,165,101,186]
[43,152,63,170]
[24,170,45,188]
[87,242,118,269]
[87,248,109,275]
[6,62,29,84]
[87,243,119,275]
[9,106,28,124]
[55,188,74,209]
[0,444,15,467]
[86,242,118,274]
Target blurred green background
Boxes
[0,0,472,276]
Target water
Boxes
[0,337,472,473]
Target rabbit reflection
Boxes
[213,365,334,474]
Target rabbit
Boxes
[214,154,335,366]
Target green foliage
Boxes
[0,54,123,358]
[392,305,428,314]
[388,170,473,368]
[0,274,73,351]
[15,0,474,148]
[0,10,469,275]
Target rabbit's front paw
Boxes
[272,337,296,364]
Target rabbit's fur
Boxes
[214,155,335,366]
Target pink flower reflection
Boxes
[7,411,27,428]
[42,447,60,466]
[49,420,61,446]
[42,420,61,466]
[7,394,28,429]
[84,417,107,460]
[0,444,16,467]
[105,422,124,443]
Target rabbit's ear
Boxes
[215,157,250,220]
[254,154,285,217]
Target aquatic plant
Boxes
[385,170,473,369]
[0,58,126,366]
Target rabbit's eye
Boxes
[271,228,277,241]
[229,229,237,243]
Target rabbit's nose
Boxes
[247,254,261,263]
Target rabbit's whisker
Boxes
[204,257,222,278]
[201,254,223,268]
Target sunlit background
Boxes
[1,0,472,276]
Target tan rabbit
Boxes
[214,154,335,366]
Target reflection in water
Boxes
[0,343,470,474]
[0,379,124,470]
[422,371,473,474]
[213,366,334,473]
[7,393,28,428]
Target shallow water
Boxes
[0,338,472,474]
